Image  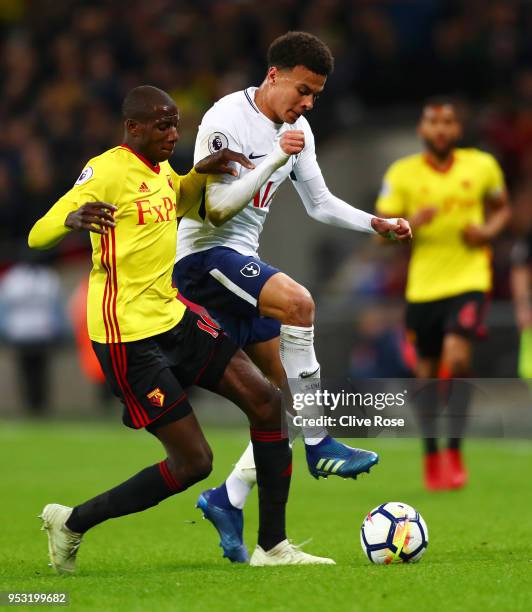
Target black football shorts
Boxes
[405,291,487,359]
[92,310,238,431]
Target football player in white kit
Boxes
[174,31,411,564]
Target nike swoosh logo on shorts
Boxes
[249,153,267,159]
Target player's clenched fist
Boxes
[65,202,117,235]
[279,130,305,155]
[371,217,412,242]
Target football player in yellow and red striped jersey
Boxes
[29,86,333,573]
[376,99,511,491]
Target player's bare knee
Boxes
[187,452,213,483]
[282,286,315,326]
[443,335,471,376]
[165,448,213,485]
[447,357,470,377]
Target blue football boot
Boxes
[305,436,379,479]
[196,488,249,563]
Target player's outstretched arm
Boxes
[29,198,116,250]
[29,157,121,249]
[292,172,411,240]
[177,149,256,216]
[205,131,304,227]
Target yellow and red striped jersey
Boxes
[29,145,205,342]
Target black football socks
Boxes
[65,460,182,533]
[446,378,472,450]
[250,429,292,551]
[413,381,440,455]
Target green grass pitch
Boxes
[1,421,531,611]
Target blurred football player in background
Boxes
[376,99,511,491]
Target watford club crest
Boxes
[147,387,165,408]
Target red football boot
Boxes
[443,448,468,489]
[423,451,448,491]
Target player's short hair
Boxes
[421,96,459,116]
[267,31,334,76]
[122,85,175,121]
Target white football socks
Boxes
[225,442,256,509]
[280,324,327,445]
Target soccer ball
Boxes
[360,502,428,564]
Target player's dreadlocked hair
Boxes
[267,31,334,76]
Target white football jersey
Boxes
[176,87,322,260]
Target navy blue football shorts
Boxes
[173,246,281,347]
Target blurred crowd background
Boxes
[1,0,531,417]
